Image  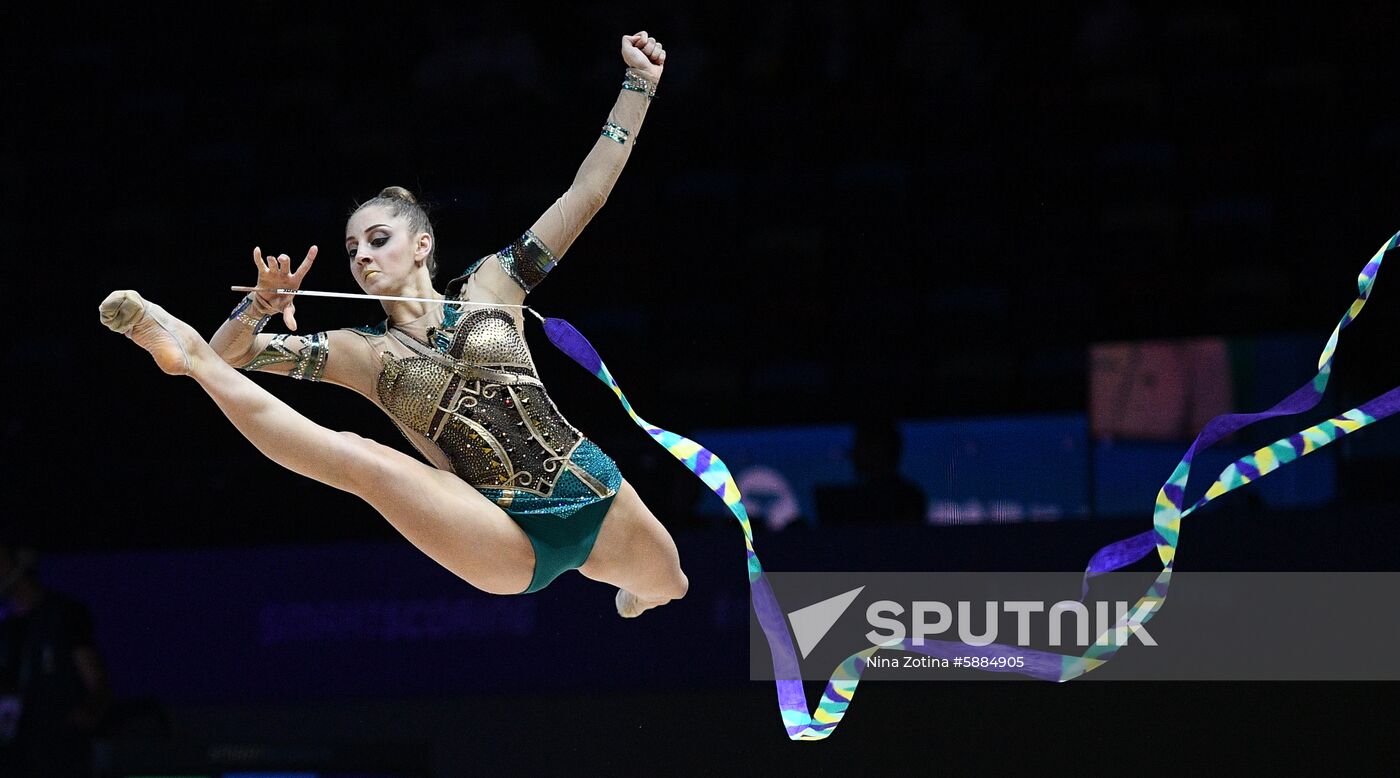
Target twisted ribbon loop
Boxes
[539,231,1400,740]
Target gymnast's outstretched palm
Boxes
[250,245,318,332]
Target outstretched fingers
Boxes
[280,246,317,331]
[248,245,315,327]
[292,245,318,280]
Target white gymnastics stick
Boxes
[230,285,530,310]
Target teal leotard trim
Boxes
[478,440,623,594]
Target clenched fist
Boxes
[621,30,665,82]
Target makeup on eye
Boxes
[345,234,391,258]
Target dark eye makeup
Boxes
[346,234,391,258]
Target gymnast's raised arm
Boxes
[463,31,666,305]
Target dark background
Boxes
[6,1,1400,774]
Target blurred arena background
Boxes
[6,1,1399,774]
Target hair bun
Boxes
[378,186,418,204]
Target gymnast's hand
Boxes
[251,245,317,332]
[621,30,665,82]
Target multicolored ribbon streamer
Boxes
[537,231,1399,740]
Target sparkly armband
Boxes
[621,69,657,99]
[600,122,631,145]
[230,294,270,333]
[242,332,329,381]
[496,230,559,293]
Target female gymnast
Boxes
[98,31,685,617]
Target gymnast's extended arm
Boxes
[209,245,374,389]
[463,31,666,304]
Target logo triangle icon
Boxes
[787,586,865,659]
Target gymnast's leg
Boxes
[578,480,689,617]
[98,290,536,595]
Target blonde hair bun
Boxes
[378,186,418,204]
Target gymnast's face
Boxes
[345,206,432,292]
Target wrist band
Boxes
[600,122,631,145]
[621,69,657,100]
[230,294,271,333]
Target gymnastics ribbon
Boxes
[537,230,1400,740]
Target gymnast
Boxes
[98,31,686,617]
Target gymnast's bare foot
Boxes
[615,588,669,618]
[99,290,198,376]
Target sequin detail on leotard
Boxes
[371,307,585,496]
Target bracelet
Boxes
[600,122,631,145]
[230,293,271,333]
[621,69,657,100]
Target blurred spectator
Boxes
[816,417,928,525]
[0,539,113,778]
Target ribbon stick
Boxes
[229,285,528,309]
[540,233,1399,740]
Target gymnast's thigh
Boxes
[576,480,684,592]
[335,430,536,595]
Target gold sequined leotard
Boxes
[344,233,619,502]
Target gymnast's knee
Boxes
[661,568,689,602]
